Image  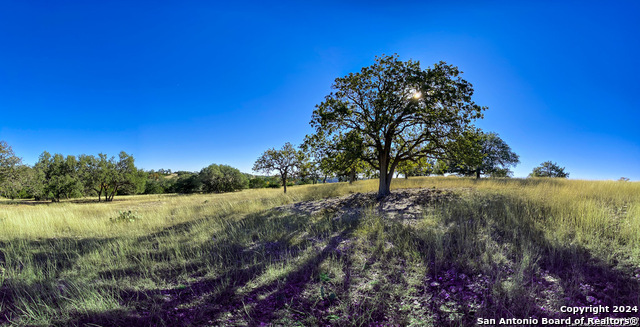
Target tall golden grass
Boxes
[0,177,638,325]
[1,177,638,243]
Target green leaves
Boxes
[31,151,143,202]
[0,141,25,199]
[529,161,569,178]
[199,164,248,193]
[110,210,140,223]
[307,54,486,196]
[253,142,303,193]
[447,130,520,178]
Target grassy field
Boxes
[0,177,639,326]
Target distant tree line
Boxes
[0,141,302,202]
[0,144,150,201]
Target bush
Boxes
[199,164,248,193]
[249,177,267,188]
[171,173,202,194]
[144,179,173,194]
[110,210,140,223]
[267,182,281,188]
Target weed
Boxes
[109,210,140,223]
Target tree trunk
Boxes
[476,169,481,179]
[349,169,356,184]
[378,173,392,198]
[108,185,118,201]
[377,155,392,198]
[282,174,287,193]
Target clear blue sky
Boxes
[1,1,638,180]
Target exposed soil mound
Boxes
[279,187,462,221]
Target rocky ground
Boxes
[278,187,465,223]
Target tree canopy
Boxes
[448,130,519,178]
[397,157,434,178]
[308,54,485,197]
[529,161,569,178]
[34,152,84,202]
[0,141,23,198]
[200,164,248,193]
[32,151,143,202]
[303,130,366,184]
[253,142,301,193]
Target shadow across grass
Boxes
[0,237,118,325]
[2,189,639,326]
[407,193,640,326]
[61,209,360,326]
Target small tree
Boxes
[529,161,569,178]
[448,130,519,179]
[488,168,513,178]
[248,176,268,188]
[99,152,142,201]
[253,142,301,193]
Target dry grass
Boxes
[0,177,638,326]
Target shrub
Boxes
[110,210,140,223]
[144,179,167,194]
[171,173,202,194]
[249,177,267,188]
[267,182,281,188]
[199,164,248,193]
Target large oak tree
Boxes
[308,54,485,197]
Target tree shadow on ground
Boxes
[408,194,640,326]
[6,191,639,326]
[0,237,117,325]
[62,209,360,326]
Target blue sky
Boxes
[1,1,638,180]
